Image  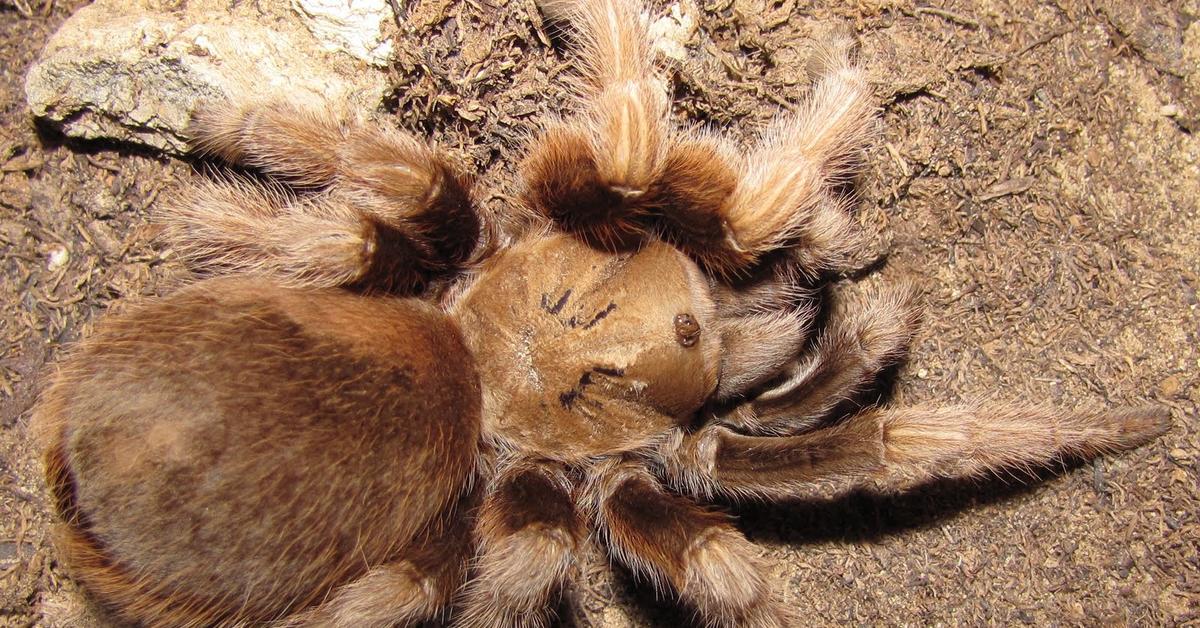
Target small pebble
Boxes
[46,245,69,271]
[1159,374,1181,398]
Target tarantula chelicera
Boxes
[34,0,1167,626]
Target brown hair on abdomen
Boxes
[34,277,482,626]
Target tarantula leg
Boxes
[709,249,822,317]
[274,495,475,627]
[712,307,815,401]
[722,32,872,274]
[335,124,480,269]
[165,179,432,291]
[664,405,1170,501]
[720,281,922,433]
[457,461,583,628]
[651,33,873,277]
[523,0,669,247]
[185,99,480,289]
[592,462,792,627]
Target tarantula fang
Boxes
[33,1,1168,627]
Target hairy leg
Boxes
[662,404,1169,500]
[712,307,814,401]
[649,31,873,277]
[651,141,863,279]
[708,254,823,401]
[591,462,790,627]
[718,280,922,434]
[165,180,437,292]
[173,99,479,292]
[526,2,871,276]
[720,30,872,275]
[457,461,583,628]
[523,0,670,247]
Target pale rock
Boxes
[292,0,395,67]
[25,0,394,154]
[46,244,69,272]
[649,1,699,62]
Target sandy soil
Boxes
[1,0,1197,626]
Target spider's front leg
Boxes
[169,98,480,293]
[590,461,792,627]
[652,30,874,277]
[458,459,585,628]
[661,403,1169,501]
[526,0,872,280]
[717,280,923,433]
[522,0,670,246]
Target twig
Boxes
[977,177,1035,202]
[885,142,909,177]
[387,0,405,31]
[1013,25,1076,58]
[9,0,34,18]
[86,155,122,174]
[914,6,980,29]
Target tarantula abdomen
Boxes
[36,277,481,626]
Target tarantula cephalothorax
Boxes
[34,1,1167,626]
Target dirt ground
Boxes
[1,0,1198,626]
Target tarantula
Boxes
[33,0,1167,626]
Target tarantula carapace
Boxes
[34,0,1167,626]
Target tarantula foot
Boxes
[1106,405,1171,448]
[680,528,790,628]
[806,24,860,82]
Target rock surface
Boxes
[293,0,395,67]
[25,0,396,154]
[649,1,699,62]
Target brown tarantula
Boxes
[34,0,1167,626]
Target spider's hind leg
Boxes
[590,461,792,627]
[173,98,480,293]
[457,460,584,628]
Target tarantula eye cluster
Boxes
[32,0,1167,626]
[674,313,701,346]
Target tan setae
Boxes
[33,1,1168,626]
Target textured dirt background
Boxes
[1,0,1197,626]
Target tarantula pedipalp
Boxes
[33,0,1168,627]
